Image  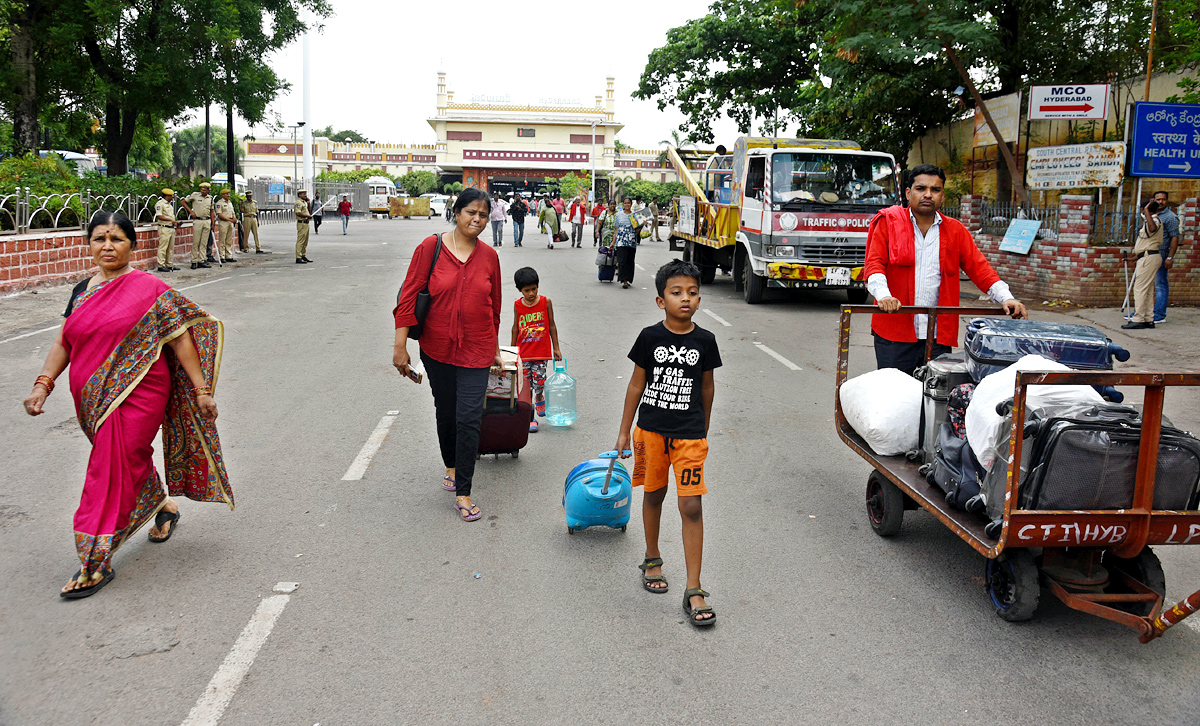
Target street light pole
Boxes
[590,119,598,203]
[289,121,306,186]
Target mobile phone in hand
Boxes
[406,360,424,384]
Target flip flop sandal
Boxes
[638,557,669,593]
[148,509,180,543]
[453,501,482,522]
[682,587,716,627]
[60,569,115,599]
[442,476,457,492]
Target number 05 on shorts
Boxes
[631,427,709,496]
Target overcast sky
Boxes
[214,0,742,149]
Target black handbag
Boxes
[398,235,443,340]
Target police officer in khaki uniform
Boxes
[215,188,237,262]
[180,182,215,269]
[241,190,264,253]
[295,190,313,263]
[154,188,180,272]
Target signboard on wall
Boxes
[973,92,1021,147]
[1026,141,1126,189]
[1028,85,1110,120]
[999,219,1042,254]
[1128,101,1200,178]
[677,196,697,236]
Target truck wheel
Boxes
[742,251,765,304]
[865,471,903,536]
[846,288,869,305]
[1102,548,1166,616]
[682,239,694,263]
[986,550,1040,622]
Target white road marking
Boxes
[179,277,231,292]
[753,342,802,370]
[0,325,59,346]
[702,309,732,327]
[635,263,646,271]
[341,411,399,480]
[181,584,295,726]
[365,264,384,267]
[239,273,255,277]
[329,265,349,269]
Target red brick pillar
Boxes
[959,195,983,232]
[1181,197,1198,245]
[1058,194,1092,243]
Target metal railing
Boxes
[1092,201,1140,247]
[979,200,1058,237]
[244,178,368,216]
[940,203,961,221]
[1,188,167,234]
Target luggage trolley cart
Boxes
[835,305,1200,643]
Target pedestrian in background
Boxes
[22,211,230,599]
[154,188,179,272]
[294,190,313,264]
[510,194,528,247]
[311,192,324,235]
[241,190,263,253]
[337,194,352,235]
[592,198,606,246]
[613,258,722,626]
[489,191,508,247]
[538,196,560,249]
[569,194,588,248]
[393,188,503,523]
[180,182,214,269]
[1123,199,1163,330]
[610,197,643,288]
[1152,190,1180,324]
[215,188,237,263]
[649,198,662,241]
[550,191,565,216]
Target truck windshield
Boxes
[771,154,896,205]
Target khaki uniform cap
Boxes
[161,188,174,196]
[199,182,211,188]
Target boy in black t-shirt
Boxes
[615,259,722,627]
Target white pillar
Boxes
[302,32,312,185]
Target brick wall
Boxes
[968,195,1200,307]
[0,225,195,295]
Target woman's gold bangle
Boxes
[34,375,55,394]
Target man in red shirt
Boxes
[864,164,1027,375]
[337,195,352,234]
[591,199,606,246]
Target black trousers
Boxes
[313,215,322,233]
[615,245,637,284]
[873,333,951,378]
[421,351,490,496]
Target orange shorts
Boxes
[631,427,709,496]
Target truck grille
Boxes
[797,244,865,266]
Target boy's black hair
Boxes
[654,259,701,297]
[514,266,539,290]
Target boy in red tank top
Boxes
[511,267,562,433]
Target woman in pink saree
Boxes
[23,212,232,598]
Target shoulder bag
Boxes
[397,234,444,340]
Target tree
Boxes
[442,181,463,194]
[317,167,394,184]
[170,125,243,177]
[1160,0,1200,103]
[657,129,696,165]
[545,171,592,200]
[398,170,436,196]
[129,117,172,173]
[312,125,368,143]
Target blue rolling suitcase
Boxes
[964,318,1131,401]
[564,450,632,534]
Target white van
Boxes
[365,176,396,214]
[209,172,248,195]
[422,193,449,217]
[39,150,98,177]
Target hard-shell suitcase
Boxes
[917,352,973,463]
[478,367,532,459]
[563,450,633,534]
[964,318,1130,382]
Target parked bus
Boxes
[365,176,397,214]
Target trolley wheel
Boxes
[567,527,575,535]
[1102,547,1166,616]
[986,550,1040,622]
[620,525,627,532]
[865,471,904,536]
[511,451,519,459]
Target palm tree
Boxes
[657,129,695,165]
[171,127,207,177]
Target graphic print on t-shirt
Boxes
[642,345,701,411]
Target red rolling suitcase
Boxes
[478,366,532,459]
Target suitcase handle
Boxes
[598,450,633,459]
[598,450,632,495]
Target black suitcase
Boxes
[478,371,532,458]
[989,405,1200,518]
